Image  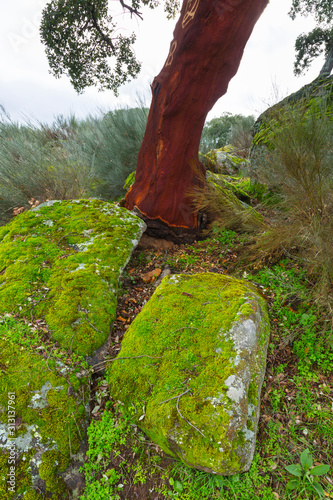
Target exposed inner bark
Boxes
[125,0,269,231]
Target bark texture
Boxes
[125,0,269,230]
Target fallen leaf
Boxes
[117,316,127,322]
[141,268,162,283]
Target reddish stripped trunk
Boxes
[125,0,268,232]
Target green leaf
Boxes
[312,481,325,497]
[286,479,300,490]
[174,481,183,493]
[300,449,313,470]
[311,464,330,476]
[169,477,174,486]
[286,464,303,477]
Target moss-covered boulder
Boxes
[0,317,89,499]
[107,273,270,475]
[0,199,146,498]
[0,199,146,356]
[201,145,250,176]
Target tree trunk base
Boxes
[132,208,208,244]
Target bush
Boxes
[66,105,148,200]
[200,113,255,153]
[0,104,149,225]
[251,101,333,301]
[0,112,92,225]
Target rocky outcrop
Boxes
[249,75,333,182]
[107,273,270,475]
[0,199,146,499]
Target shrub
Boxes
[250,101,333,301]
[200,113,255,153]
[66,105,148,200]
[0,104,149,225]
[0,112,91,225]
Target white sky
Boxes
[0,0,324,125]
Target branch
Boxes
[119,0,143,20]
[176,390,206,437]
[319,43,333,76]
[89,2,116,53]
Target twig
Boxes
[84,310,104,334]
[46,346,56,372]
[159,388,205,437]
[176,392,205,438]
[172,326,198,335]
[119,0,143,19]
[92,354,163,371]
[159,388,191,405]
[71,412,83,441]
[57,232,75,246]
[68,425,72,458]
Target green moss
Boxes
[39,450,69,499]
[123,171,136,191]
[22,491,41,500]
[108,273,270,474]
[0,199,145,356]
[251,75,333,154]
[0,449,36,499]
[0,335,88,498]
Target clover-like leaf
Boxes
[174,480,184,493]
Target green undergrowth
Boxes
[80,406,279,500]
[81,245,332,500]
[247,261,333,380]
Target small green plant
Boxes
[285,449,330,498]
[210,225,237,246]
[167,477,184,498]
[80,409,131,500]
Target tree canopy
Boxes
[40,0,180,94]
[289,0,333,76]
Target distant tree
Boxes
[200,113,255,152]
[289,0,333,77]
[41,0,269,233]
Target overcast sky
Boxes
[0,0,323,125]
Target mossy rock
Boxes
[0,199,146,356]
[201,145,250,176]
[107,273,270,475]
[0,318,89,499]
[206,172,252,203]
